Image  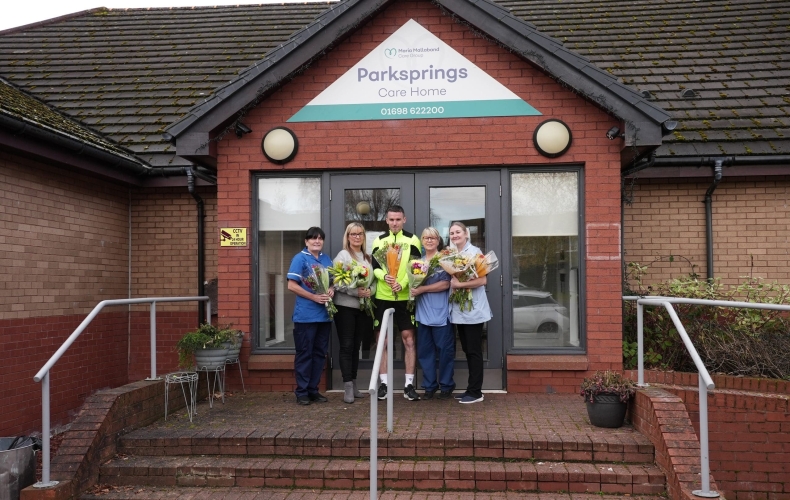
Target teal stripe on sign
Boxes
[287,99,541,122]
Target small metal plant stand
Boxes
[196,364,226,408]
[224,357,246,394]
[164,371,198,422]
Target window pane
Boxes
[257,177,321,348]
[429,186,486,252]
[429,186,488,361]
[344,188,400,253]
[343,188,399,359]
[511,172,580,348]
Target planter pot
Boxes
[223,331,243,362]
[223,342,241,362]
[194,347,229,370]
[585,393,628,428]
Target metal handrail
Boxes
[624,295,790,498]
[32,296,210,488]
[368,308,394,500]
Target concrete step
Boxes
[98,455,666,495]
[82,485,666,500]
[118,429,655,463]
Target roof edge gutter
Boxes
[623,154,790,177]
[0,113,150,175]
[147,166,217,185]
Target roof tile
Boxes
[0,0,787,165]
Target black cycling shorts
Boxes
[374,299,414,332]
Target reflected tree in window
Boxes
[511,172,580,348]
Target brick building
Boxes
[1,0,788,435]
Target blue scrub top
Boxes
[287,248,334,323]
[415,269,451,327]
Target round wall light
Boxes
[533,119,572,158]
[356,201,371,216]
[261,127,298,164]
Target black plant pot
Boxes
[586,393,628,428]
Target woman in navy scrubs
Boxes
[286,226,335,405]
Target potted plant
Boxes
[176,323,236,370]
[222,329,244,362]
[580,370,637,428]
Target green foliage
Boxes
[624,263,790,380]
[580,370,637,403]
[176,323,238,369]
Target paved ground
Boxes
[84,486,660,500]
[89,392,657,499]
[138,390,645,444]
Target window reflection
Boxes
[429,186,488,360]
[257,177,321,349]
[429,186,486,251]
[511,172,580,348]
[344,188,402,358]
[344,189,399,251]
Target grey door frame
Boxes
[328,170,504,391]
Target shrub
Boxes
[176,323,237,368]
[623,263,790,380]
[580,370,637,403]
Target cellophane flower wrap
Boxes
[471,251,500,279]
[406,259,429,312]
[438,250,476,312]
[372,242,403,299]
[301,263,338,320]
[328,260,375,318]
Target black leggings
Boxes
[333,305,374,382]
[456,322,484,397]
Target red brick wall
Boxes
[0,151,132,435]
[127,186,220,383]
[214,0,625,388]
[678,388,789,500]
[0,151,130,318]
[0,312,128,435]
[0,151,221,434]
[631,386,713,500]
[630,370,790,500]
[127,311,200,381]
[131,186,218,304]
[624,175,790,286]
[21,379,207,500]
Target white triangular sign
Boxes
[289,19,541,122]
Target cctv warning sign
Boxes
[220,228,247,247]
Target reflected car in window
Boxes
[512,289,570,335]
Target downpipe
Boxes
[703,161,723,281]
[186,168,206,325]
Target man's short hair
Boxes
[386,205,405,216]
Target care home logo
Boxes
[384,48,397,59]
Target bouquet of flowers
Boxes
[328,260,375,318]
[406,259,429,311]
[372,242,403,299]
[438,250,476,312]
[438,250,500,312]
[301,263,338,319]
[426,247,454,277]
[472,251,500,279]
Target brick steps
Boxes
[82,486,665,500]
[118,430,655,463]
[98,455,666,495]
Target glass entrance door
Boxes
[329,171,502,390]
